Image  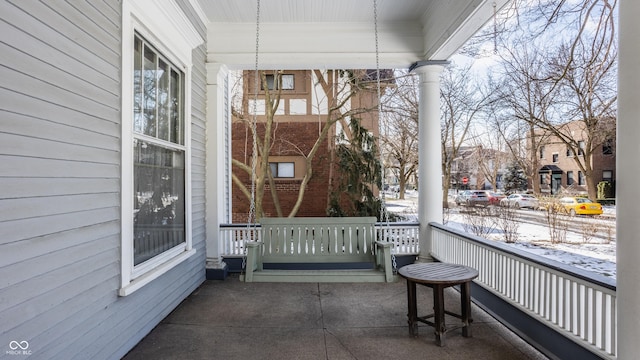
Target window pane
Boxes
[278,163,295,178]
[158,59,170,141]
[133,37,143,133]
[170,69,183,145]
[143,45,157,137]
[133,140,185,265]
[281,74,294,89]
[265,74,275,90]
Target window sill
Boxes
[119,248,196,296]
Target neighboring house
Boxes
[450,146,509,191]
[231,69,390,220]
[530,120,616,196]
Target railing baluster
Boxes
[427,223,616,360]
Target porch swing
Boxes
[240,0,397,283]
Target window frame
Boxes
[265,74,295,90]
[567,171,574,186]
[269,162,296,178]
[120,0,202,296]
[566,146,573,157]
[603,139,613,155]
[552,153,559,163]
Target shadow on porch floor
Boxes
[124,275,549,360]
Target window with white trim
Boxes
[133,34,186,265]
[120,0,202,296]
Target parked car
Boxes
[455,190,490,207]
[485,191,506,206]
[500,193,539,209]
[559,197,603,216]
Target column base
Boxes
[206,260,229,280]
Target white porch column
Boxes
[205,62,230,277]
[616,0,640,357]
[413,62,446,262]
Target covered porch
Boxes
[124,277,548,360]
[2,0,638,358]
[201,0,636,359]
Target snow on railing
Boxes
[430,222,617,360]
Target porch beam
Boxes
[206,22,425,70]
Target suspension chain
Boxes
[373,0,397,273]
[248,0,260,227]
[243,0,261,274]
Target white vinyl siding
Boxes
[0,0,206,359]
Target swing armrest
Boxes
[243,241,263,282]
[375,241,394,282]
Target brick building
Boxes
[531,120,616,196]
[231,70,386,221]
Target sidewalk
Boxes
[124,275,549,360]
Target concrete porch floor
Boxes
[124,275,549,360]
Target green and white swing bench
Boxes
[239,0,399,283]
[240,217,396,282]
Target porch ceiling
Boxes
[195,0,510,69]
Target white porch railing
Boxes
[376,222,420,254]
[219,224,261,256]
[430,222,617,360]
[219,222,420,256]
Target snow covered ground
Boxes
[384,190,617,280]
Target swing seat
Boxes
[241,217,395,282]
